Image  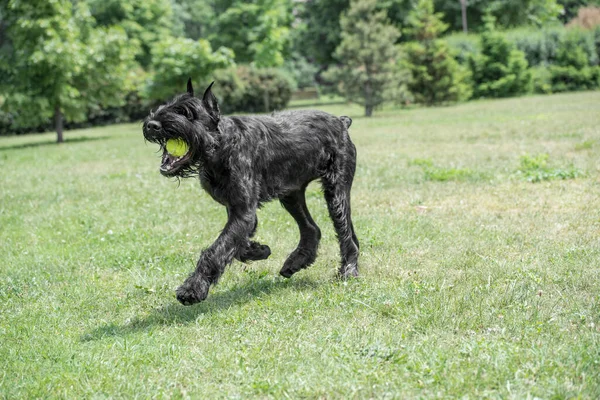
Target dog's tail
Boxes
[340,116,352,130]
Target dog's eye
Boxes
[185,110,194,121]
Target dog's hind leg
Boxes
[279,186,322,278]
[322,153,360,279]
[237,216,271,262]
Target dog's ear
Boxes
[202,81,220,123]
[187,78,194,97]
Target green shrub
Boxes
[517,153,583,182]
[146,36,234,102]
[445,33,480,64]
[506,27,564,67]
[506,27,599,67]
[403,40,472,105]
[213,66,294,113]
[402,0,472,106]
[468,18,532,98]
[282,55,318,90]
[531,66,553,94]
[548,30,600,92]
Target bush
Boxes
[548,30,600,92]
[531,66,553,94]
[506,27,599,67]
[506,27,563,67]
[468,18,531,98]
[212,65,294,114]
[282,55,318,90]
[445,33,480,64]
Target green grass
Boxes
[1,91,600,398]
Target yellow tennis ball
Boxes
[165,138,189,157]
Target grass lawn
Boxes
[1,91,599,398]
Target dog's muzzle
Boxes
[160,149,192,176]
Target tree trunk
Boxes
[364,78,373,117]
[460,0,468,33]
[55,106,64,143]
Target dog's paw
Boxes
[238,242,271,262]
[280,248,316,278]
[176,275,210,306]
[337,263,359,280]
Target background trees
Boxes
[468,17,532,98]
[0,0,136,142]
[324,0,401,117]
[402,0,471,105]
[1,0,599,134]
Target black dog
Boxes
[143,80,359,305]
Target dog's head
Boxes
[143,79,220,177]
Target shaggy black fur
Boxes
[143,80,359,305]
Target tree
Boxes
[0,0,137,142]
[325,0,401,117]
[145,37,235,101]
[460,0,468,32]
[171,0,216,40]
[210,0,292,67]
[402,0,472,105]
[294,0,349,67]
[434,0,563,31]
[86,0,177,68]
[294,0,412,68]
[468,16,532,98]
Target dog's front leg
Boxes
[176,205,257,305]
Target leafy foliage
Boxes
[506,26,598,67]
[325,0,402,117]
[213,66,294,113]
[145,37,234,101]
[0,0,137,140]
[210,0,292,67]
[293,0,350,66]
[170,0,215,40]
[468,17,531,98]
[86,0,177,68]
[548,31,600,92]
[282,55,319,89]
[402,0,471,105]
[435,0,564,31]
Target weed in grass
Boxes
[409,158,481,182]
[516,153,583,182]
[574,139,595,151]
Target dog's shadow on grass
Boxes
[0,135,110,151]
[82,275,322,342]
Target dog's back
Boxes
[215,110,355,203]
